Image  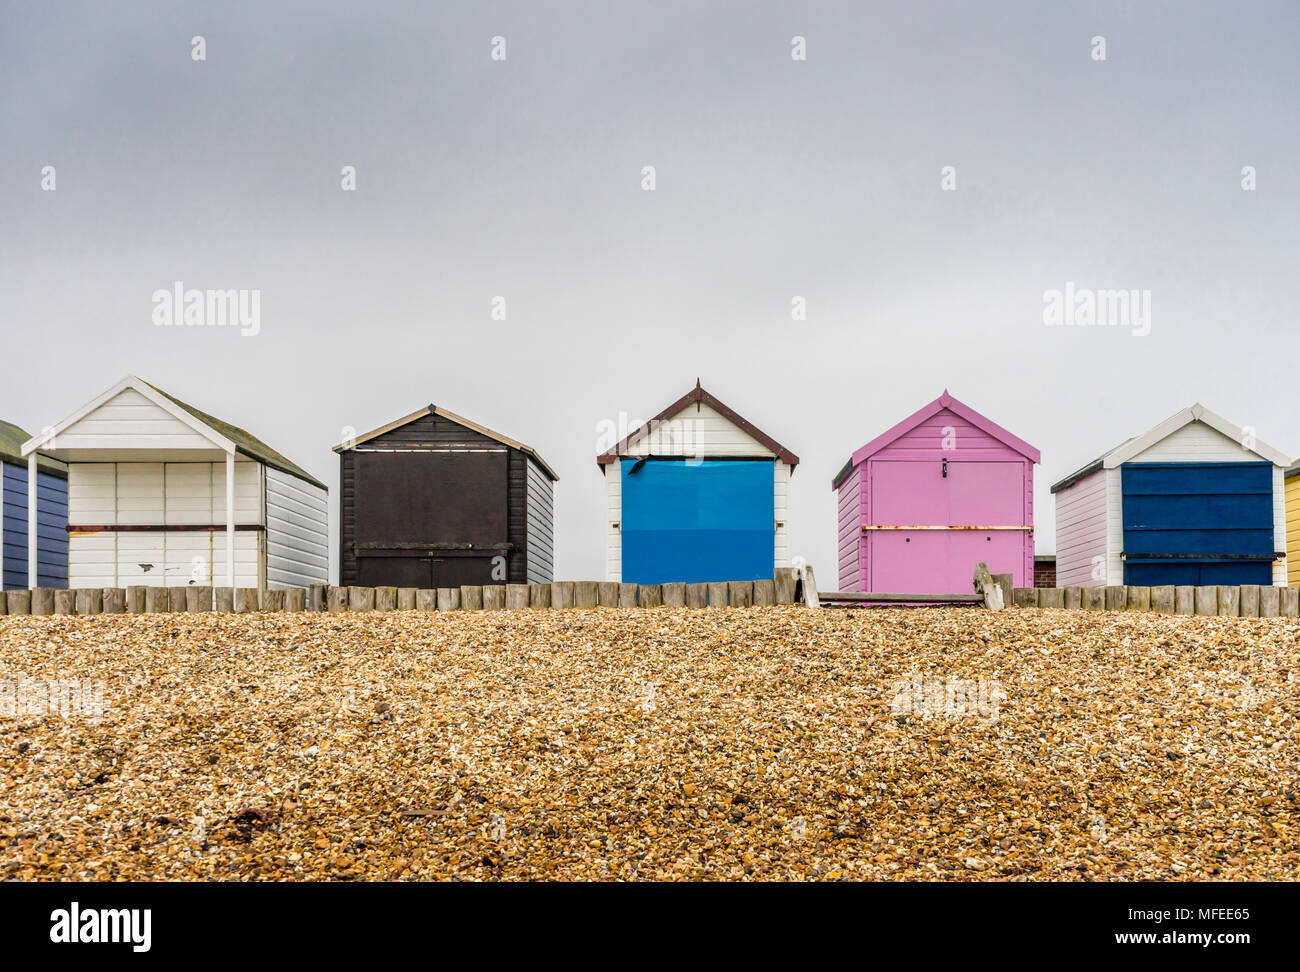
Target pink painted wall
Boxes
[833,393,1038,593]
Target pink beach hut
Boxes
[831,392,1040,594]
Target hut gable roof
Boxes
[594,380,800,469]
[0,419,67,478]
[1051,403,1290,493]
[335,404,559,481]
[833,391,1039,489]
[22,375,325,490]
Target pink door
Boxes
[868,460,1027,593]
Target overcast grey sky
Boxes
[3,1,1297,582]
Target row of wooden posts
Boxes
[0,570,804,617]
[6,571,1297,619]
[1011,583,1300,618]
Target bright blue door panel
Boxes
[622,459,773,584]
[1121,462,1274,586]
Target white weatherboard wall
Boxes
[603,402,792,583]
[265,466,328,589]
[58,386,216,454]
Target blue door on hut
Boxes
[621,458,773,584]
[1121,461,1275,586]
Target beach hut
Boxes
[596,381,798,584]
[19,376,327,590]
[832,391,1039,594]
[1283,462,1300,586]
[1051,404,1289,587]
[335,404,557,588]
[1,420,68,590]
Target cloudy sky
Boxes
[3,1,1297,581]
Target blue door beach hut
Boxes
[1051,404,1289,587]
[596,381,798,584]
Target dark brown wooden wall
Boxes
[338,412,551,586]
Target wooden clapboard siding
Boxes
[338,448,356,585]
[524,456,554,583]
[265,465,328,589]
[1287,473,1300,587]
[774,460,791,570]
[618,402,776,459]
[836,463,862,592]
[57,386,217,453]
[1053,466,1107,587]
[1,463,68,590]
[1128,420,1256,462]
[871,411,1011,459]
[507,451,528,583]
[604,462,622,582]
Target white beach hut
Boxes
[20,376,327,590]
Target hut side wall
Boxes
[338,448,356,585]
[604,462,622,582]
[1,463,69,590]
[524,456,554,583]
[506,451,527,584]
[1288,474,1300,587]
[836,463,862,592]
[265,466,328,588]
[1053,466,1107,588]
[774,460,791,570]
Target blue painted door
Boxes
[621,459,773,584]
[1121,462,1274,586]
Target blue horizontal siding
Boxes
[2,462,69,590]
